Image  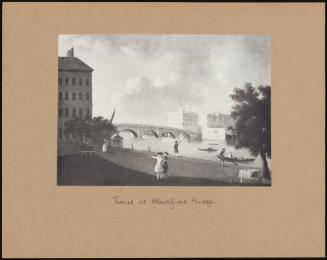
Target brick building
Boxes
[58,48,93,140]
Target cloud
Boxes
[112,75,204,125]
[120,46,137,57]
[59,35,271,125]
[153,73,180,88]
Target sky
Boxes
[59,35,271,126]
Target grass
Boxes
[57,153,270,186]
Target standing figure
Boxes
[217,148,226,166]
[102,139,108,152]
[162,152,169,179]
[174,140,179,157]
[152,152,164,180]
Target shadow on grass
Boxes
[57,154,269,186]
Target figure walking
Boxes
[217,148,226,166]
[152,152,164,180]
[174,140,179,157]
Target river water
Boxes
[120,133,271,169]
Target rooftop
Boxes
[58,56,93,72]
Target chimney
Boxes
[66,47,74,57]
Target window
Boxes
[59,92,62,100]
[79,108,83,117]
[86,93,90,101]
[59,78,62,86]
[59,109,62,118]
[79,92,82,100]
[72,92,76,100]
[86,108,90,118]
[65,108,69,118]
[65,78,69,86]
[65,92,69,100]
[72,78,76,86]
[79,78,82,86]
[86,78,90,86]
[72,108,76,117]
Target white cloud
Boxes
[59,35,271,125]
[120,46,137,57]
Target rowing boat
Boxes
[217,155,255,163]
[198,148,218,152]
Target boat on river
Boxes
[208,143,219,145]
[198,147,218,152]
[217,155,256,163]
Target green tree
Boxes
[64,115,117,149]
[230,83,271,179]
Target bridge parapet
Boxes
[115,123,202,141]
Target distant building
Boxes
[58,47,93,140]
[202,113,235,140]
[168,110,200,133]
[206,113,234,128]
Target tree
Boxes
[230,83,271,179]
[64,113,117,149]
[89,116,117,145]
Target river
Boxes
[120,133,271,169]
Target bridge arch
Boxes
[141,129,159,138]
[119,128,138,138]
[179,132,191,141]
[161,131,176,139]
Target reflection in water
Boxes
[119,133,271,169]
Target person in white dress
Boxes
[152,152,164,180]
[102,139,108,152]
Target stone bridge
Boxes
[114,123,202,141]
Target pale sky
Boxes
[58,35,271,126]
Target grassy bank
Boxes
[58,149,270,186]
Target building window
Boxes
[86,93,90,101]
[72,108,76,118]
[79,108,83,117]
[86,78,90,86]
[72,92,76,100]
[59,109,62,118]
[86,108,90,118]
[59,78,62,86]
[65,78,69,86]
[72,78,76,86]
[65,92,69,100]
[79,78,82,86]
[59,92,62,100]
[65,108,69,118]
[79,92,82,100]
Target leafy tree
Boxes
[230,83,271,179]
[64,115,117,150]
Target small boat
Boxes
[217,155,256,163]
[208,143,219,145]
[198,147,218,152]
